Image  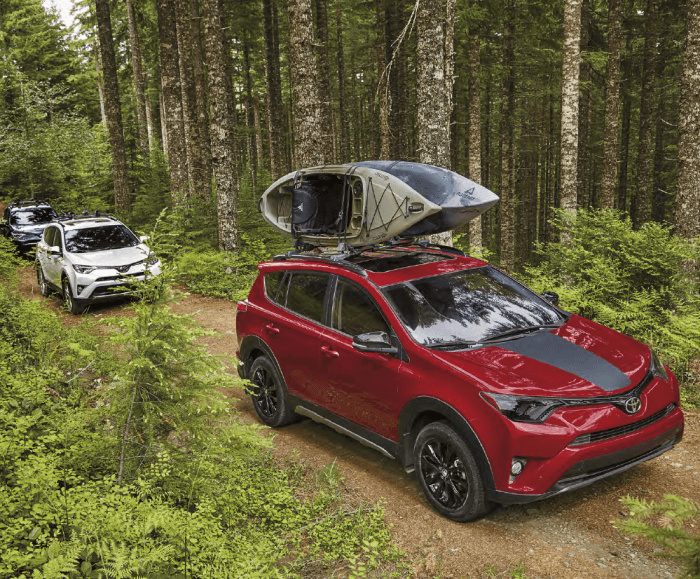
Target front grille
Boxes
[569,403,676,446]
[92,284,134,297]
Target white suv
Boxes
[35,213,161,314]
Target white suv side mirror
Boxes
[139,235,150,243]
[48,246,62,256]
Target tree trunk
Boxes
[499,0,516,272]
[125,0,149,156]
[201,0,239,250]
[254,97,264,171]
[93,31,107,127]
[314,0,334,162]
[262,0,287,178]
[375,0,390,159]
[156,0,188,203]
[600,0,623,209]
[243,36,257,189]
[189,0,213,198]
[559,0,583,217]
[467,25,482,251]
[675,0,700,239]
[417,0,455,246]
[389,0,409,159]
[95,0,130,212]
[336,2,350,162]
[287,0,327,167]
[633,0,657,227]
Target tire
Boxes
[62,277,85,315]
[249,355,297,427]
[36,265,51,297]
[414,421,489,522]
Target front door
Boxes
[319,278,402,441]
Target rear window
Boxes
[64,225,139,253]
[264,271,285,303]
[284,272,329,324]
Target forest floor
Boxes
[14,260,700,579]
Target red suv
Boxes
[236,242,684,521]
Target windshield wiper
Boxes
[481,323,563,343]
[426,339,479,350]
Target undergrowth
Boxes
[524,210,700,394]
[0,241,405,578]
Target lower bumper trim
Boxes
[488,426,682,506]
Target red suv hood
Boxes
[429,315,650,398]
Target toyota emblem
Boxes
[624,396,642,414]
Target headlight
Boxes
[73,264,96,274]
[649,347,668,381]
[480,392,565,423]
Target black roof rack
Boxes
[8,198,52,208]
[55,210,117,223]
[271,238,468,277]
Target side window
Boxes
[332,279,390,337]
[264,271,285,303]
[44,227,56,247]
[285,272,329,324]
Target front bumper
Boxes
[488,420,682,505]
[72,264,162,301]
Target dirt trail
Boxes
[15,263,700,579]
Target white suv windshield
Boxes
[11,208,57,225]
[382,266,563,348]
[64,225,139,253]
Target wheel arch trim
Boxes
[398,396,496,492]
[239,334,288,390]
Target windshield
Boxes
[64,225,139,253]
[10,208,57,226]
[382,266,563,348]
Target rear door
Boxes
[258,270,330,406]
[319,277,402,440]
[39,226,62,285]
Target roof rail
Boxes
[8,198,51,208]
[272,251,369,277]
[55,210,116,223]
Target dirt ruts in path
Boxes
[16,263,697,579]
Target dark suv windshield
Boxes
[382,266,563,348]
[10,208,57,226]
[64,225,139,253]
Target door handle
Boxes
[321,345,339,358]
[264,324,280,335]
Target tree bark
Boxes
[675,0,700,239]
[262,0,287,178]
[156,0,188,202]
[243,36,257,189]
[633,0,657,226]
[287,0,327,167]
[124,0,149,156]
[467,25,482,251]
[559,0,583,218]
[95,0,130,212]
[314,0,335,162]
[201,0,239,250]
[600,0,622,209]
[417,0,455,246]
[336,2,350,162]
[375,0,390,159]
[499,0,516,272]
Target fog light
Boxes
[76,285,86,295]
[511,460,524,476]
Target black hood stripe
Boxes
[495,331,631,392]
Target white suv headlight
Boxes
[73,264,97,274]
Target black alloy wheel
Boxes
[414,422,489,521]
[248,355,298,427]
[37,265,51,297]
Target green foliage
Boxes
[0,251,403,579]
[524,210,700,383]
[616,495,700,578]
[484,560,529,579]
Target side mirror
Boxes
[49,246,62,256]
[139,235,150,243]
[352,331,398,355]
[541,291,560,306]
